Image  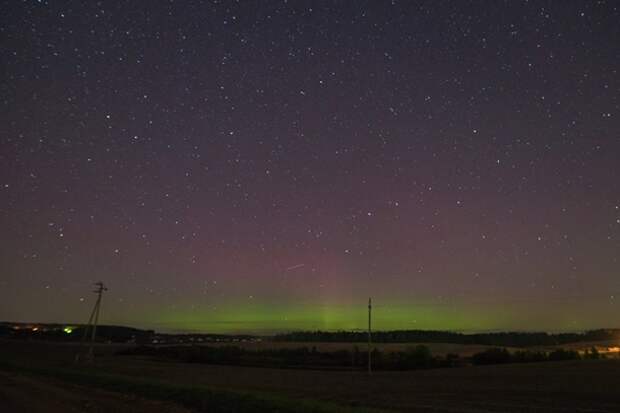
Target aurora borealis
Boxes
[1,1,619,334]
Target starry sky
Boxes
[1,1,619,334]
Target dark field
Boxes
[2,339,620,412]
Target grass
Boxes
[0,359,387,413]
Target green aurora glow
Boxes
[117,299,600,334]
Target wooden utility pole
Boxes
[368,297,372,375]
[76,282,107,363]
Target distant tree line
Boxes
[0,325,153,343]
[4,323,617,350]
[273,329,617,347]
[0,324,254,344]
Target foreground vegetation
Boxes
[470,346,605,364]
[118,342,606,371]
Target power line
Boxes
[75,281,108,363]
[368,296,372,375]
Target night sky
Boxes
[1,1,619,333]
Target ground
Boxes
[2,339,620,412]
[99,356,620,412]
[0,370,191,413]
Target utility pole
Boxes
[368,297,372,375]
[76,281,107,363]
